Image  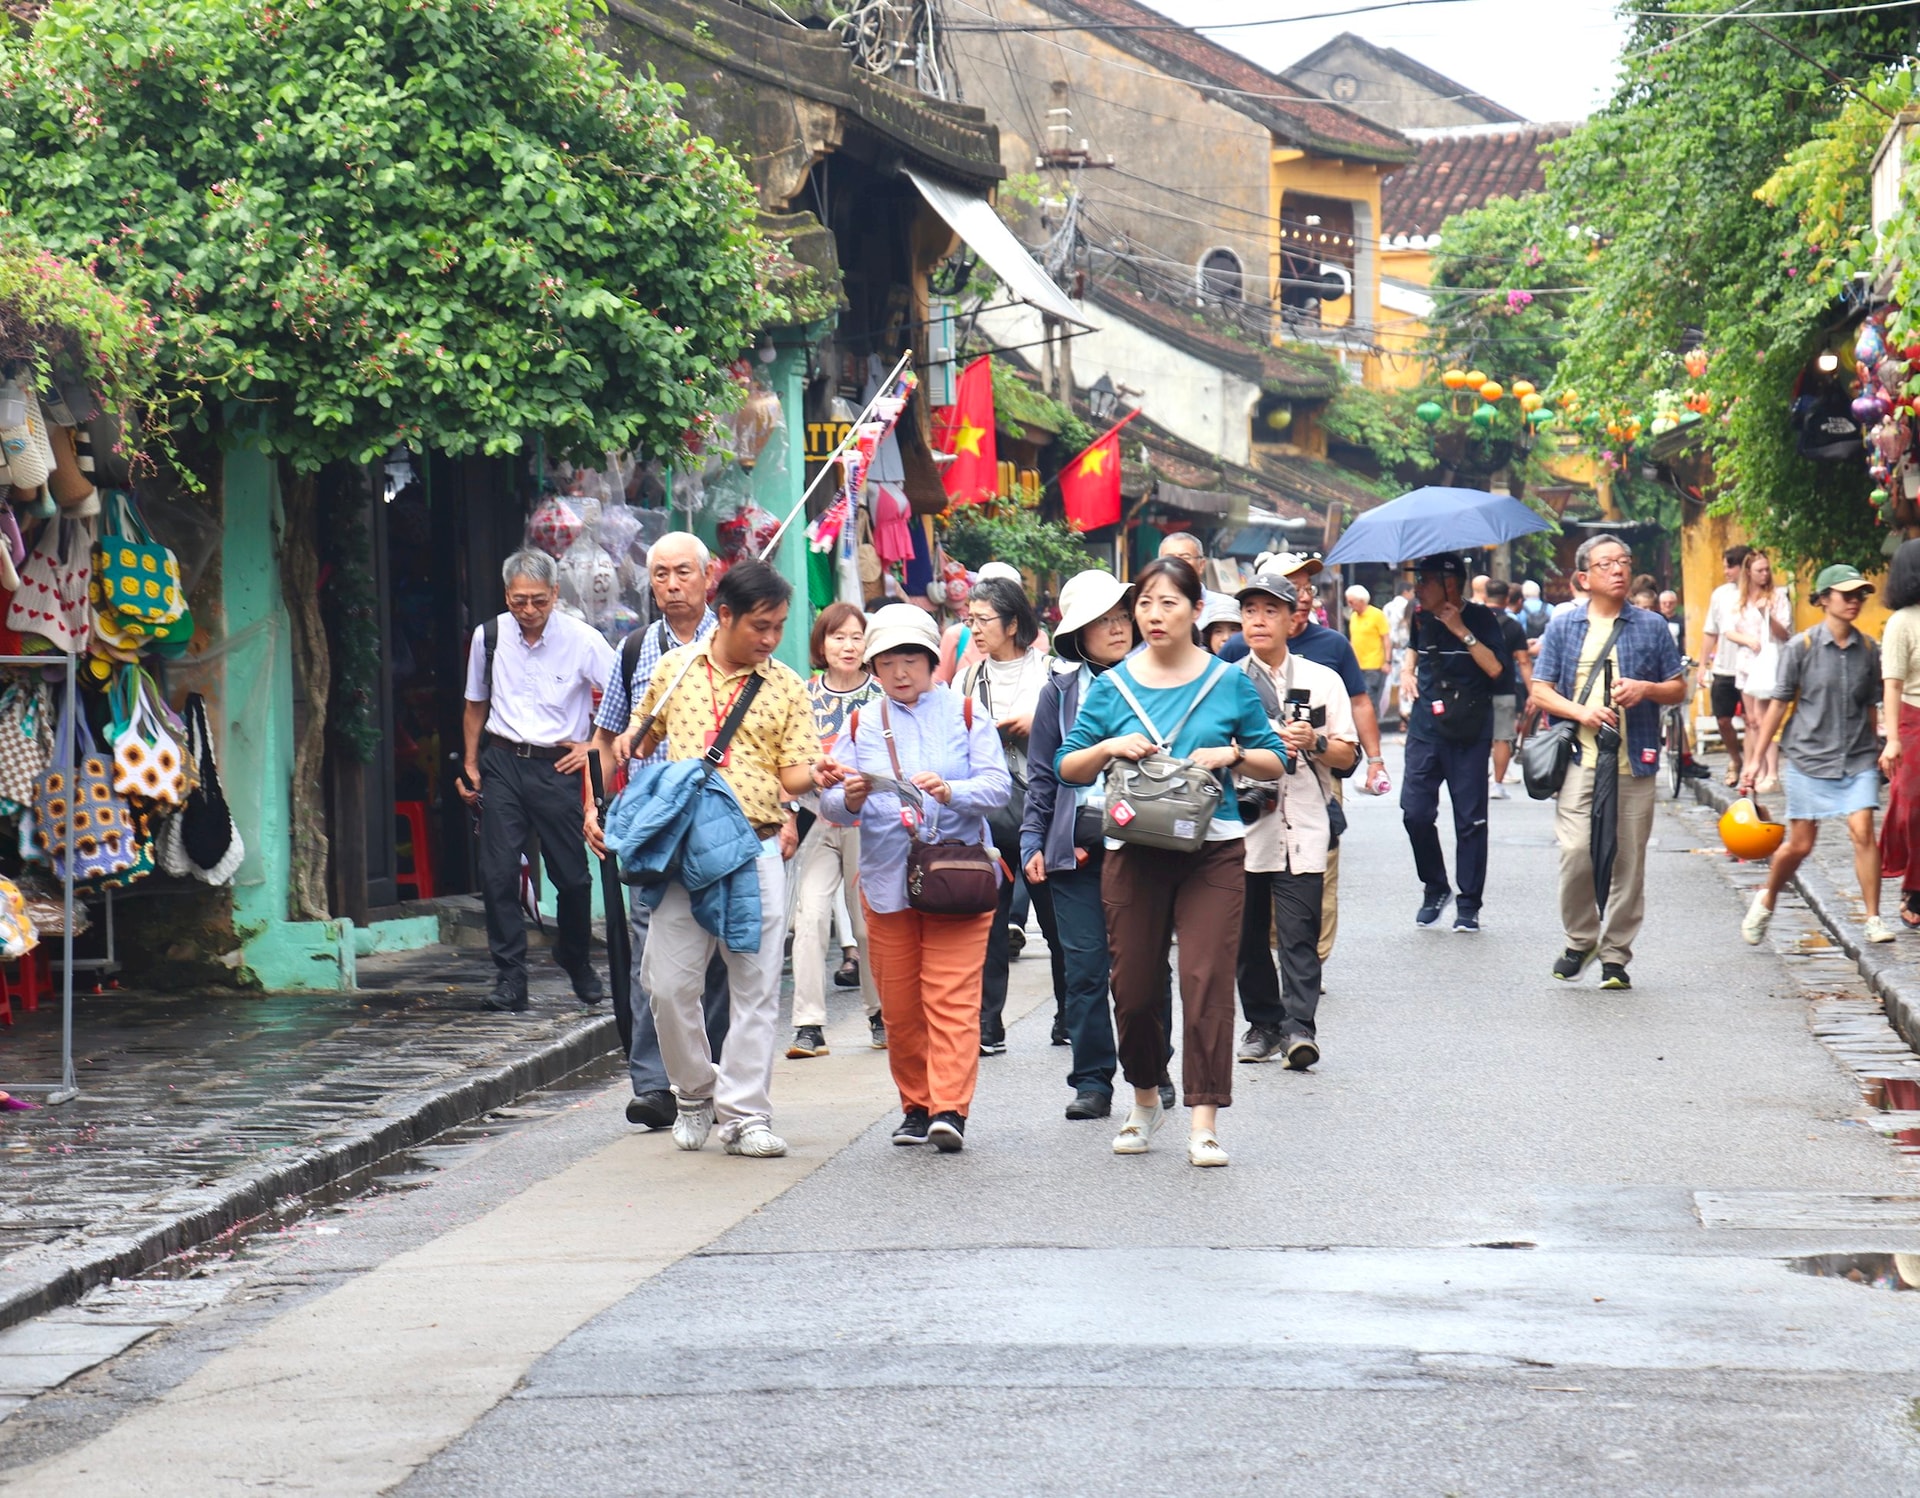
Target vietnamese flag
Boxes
[1060,410,1139,531]
[937,356,998,506]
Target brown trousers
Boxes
[1101,838,1246,1107]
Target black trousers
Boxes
[479,742,592,990]
[980,822,1064,1046]
[1236,867,1326,1041]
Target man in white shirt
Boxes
[1231,570,1359,1070]
[461,549,617,1012]
[1699,543,1751,782]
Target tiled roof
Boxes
[1082,281,1342,397]
[1020,0,1413,164]
[1281,33,1523,127]
[1379,123,1573,240]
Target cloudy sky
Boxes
[1154,0,1632,124]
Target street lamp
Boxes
[1088,373,1117,422]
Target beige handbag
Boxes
[1100,661,1230,854]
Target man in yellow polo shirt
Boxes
[612,560,833,1159]
[1346,584,1392,717]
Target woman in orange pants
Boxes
[820,605,1012,1152]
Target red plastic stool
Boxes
[394,801,436,900]
[10,948,42,1013]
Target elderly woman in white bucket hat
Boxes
[1020,569,1178,1123]
[821,605,1011,1153]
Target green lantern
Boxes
[1415,400,1444,425]
[1470,404,1496,429]
[1530,409,1555,428]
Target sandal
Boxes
[1902,897,1920,930]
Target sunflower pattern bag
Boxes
[32,703,142,885]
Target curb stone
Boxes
[0,1012,617,1334]
[1685,776,1920,1054]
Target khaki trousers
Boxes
[1318,785,1341,966]
[1555,762,1657,966]
[789,821,879,1026]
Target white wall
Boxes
[976,301,1260,466]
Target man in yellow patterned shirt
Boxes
[610,560,835,1159]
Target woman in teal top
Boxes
[1057,557,1286,1168]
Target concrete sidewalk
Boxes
[0,945,617,1331]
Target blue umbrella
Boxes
[1324,486,1551,566]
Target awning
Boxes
[1153,482,1247,524]
[906,168,1098,330]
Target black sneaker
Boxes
[625,1089,675,1130]
[980,1036,1008,1057]
[1599,963,1632,991]
[1453,911,1481,934]
[928,1111,966,1152]
[869,1014,887,1050]
[482,979,528,1012]
[1007,925,1026,958]
[1064,1089,1112,1120]
[1051,1015,1070,1046]
[834,955,860,989]
[1551,947,1595,981]
[1158,1082,1177,1111]
[1680,760,1711,781]
[1284,1036,1320,1071]
[892,1107,930,1146]
[1416,892,1453,928]
[786,1025,828,1058]
[1237,1026,1284,1063]
[565,965,606,1006]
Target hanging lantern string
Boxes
[757,348,915,562]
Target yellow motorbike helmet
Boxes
[1719,797,1785,861]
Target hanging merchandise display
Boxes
[0,875,38,961]
[90,490,185,635]
[526,496,583,558]
[10,516,93,654]
[0,678,52,813]
[32,702,143,886]
[178,693,243,885]
[108,668,185,808]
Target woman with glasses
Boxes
[1056,558,1287,1167]
[961,574,1066,1057]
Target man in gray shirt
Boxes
[1739,564,1891,947]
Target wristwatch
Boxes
[1313,732,1329,757]
[1230,744,1246,768]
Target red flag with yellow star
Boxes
[1059,410,1139,531]
[936,356,997,506]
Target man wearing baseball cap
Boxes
[1739,562,1893,947]
[1398,552,1512,931]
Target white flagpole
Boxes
[756,349,914,561]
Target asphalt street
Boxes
[7,747,1920,1496]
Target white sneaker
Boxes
[1740,892,1774,946]
[672,1098,715,1151]
[1865,915,1898,945]
[1112,1100,1166,1155]
[724,1123,789,1158]
[1489,781,1510,800]
[1187,1129,1229,1167]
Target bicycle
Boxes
[1662,656,1705,797]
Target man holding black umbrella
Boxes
[1530,534,1686,990]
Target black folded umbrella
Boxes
[587,755,633,1057]
[1590,660,1621,919]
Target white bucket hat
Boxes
[1197,595,1241,635]
[1053,570,1132,661]
[975,560,1023,585]
[861,603,941,664]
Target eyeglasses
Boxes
[1089,609,1132,630]
[966,611,1004,629]
[1585,557,1633,574]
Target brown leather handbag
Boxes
[881,696,999,915]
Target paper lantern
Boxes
[1478,381,1504,402]
[1530,409,1555,428]
[1511,380,1537,399]
[1856,323,1886,367]
[1464,369,1488,388]
[1520,392,1544,413]
[1470,405,1496,429]
[1441,369,1469,390]
[1415,400,1444,424]
[1683,348,1710,379]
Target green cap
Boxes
[1814,563,1874,596]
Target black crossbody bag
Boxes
[1521,618,1623,801]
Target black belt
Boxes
[485,734,569,762]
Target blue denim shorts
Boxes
[1783,762,1880,821]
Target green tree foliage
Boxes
[0,0,770,470]
[939,503,1101,585]
[1318,384,1436,487]
[1549,7,1911,569]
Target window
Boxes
[1198,247,1244,305]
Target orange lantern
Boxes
[1520,392,1544,413]
[1512,379,1536,399]
[1464,369,1488,388]
[1441,368,1468,390]
[1479,381,1504,403]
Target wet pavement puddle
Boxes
[1788,1251,1920,1289]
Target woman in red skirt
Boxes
[1879,540,1920,926]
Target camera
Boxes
[1283,691,1325,773]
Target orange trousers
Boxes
[863,898,994,1117]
